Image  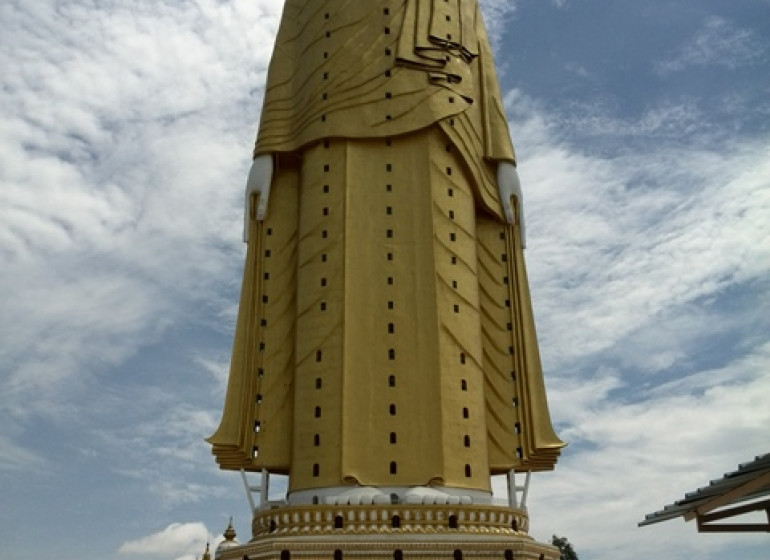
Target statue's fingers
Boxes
[256,192,269,221]
[504,196,516,224]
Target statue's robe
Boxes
[209,0,563,494]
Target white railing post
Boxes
[240,469,270,514]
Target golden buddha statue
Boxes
[209,0,563,503]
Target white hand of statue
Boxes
[497,161,527,248]
[243,154,274,242]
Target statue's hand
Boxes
[243,154,274,242]
[497,161,527,248]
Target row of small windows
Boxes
[277,548,522,560]
[259,216,272,450]
[313,461,405,477]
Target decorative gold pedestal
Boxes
[218,505,558,560]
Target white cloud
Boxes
[94,400,229,507]
[480,0,521,48]
[657,16,767,74]
[524,343,770,560]
[503,90,770,372]
[0,0,284,421]
[495,87,770,559]
[119,522,218,559]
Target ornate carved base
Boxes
[217,505,559,560]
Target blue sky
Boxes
[1,1,768,559]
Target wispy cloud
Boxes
[0,0,284,422]
[504,89,770,371]
[96,399,229,507]
[657,16,767,75]
[495,84,770,560]
[480,0,521,49]
[0,434,46,473]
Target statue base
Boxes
[217,504,559,560]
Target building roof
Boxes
[639,453,770,533]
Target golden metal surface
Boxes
[208,0,563,493]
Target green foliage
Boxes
[551,535,579,560]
